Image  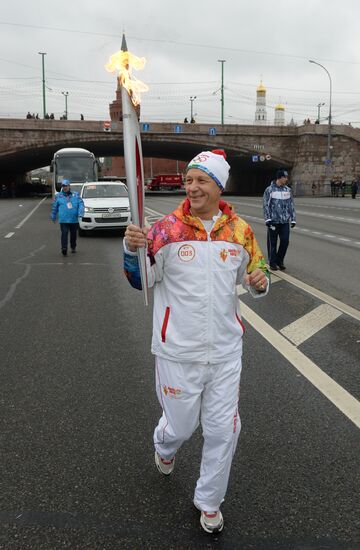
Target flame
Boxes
[105,49,148,106]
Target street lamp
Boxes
[38,52,47,118]
[309,60,333,176]
[317,102,325,122]
[218,59,226,124]
[61,91,69,119]
[190,96,196,122]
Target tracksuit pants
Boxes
[153,355,242,512]
[267,222,290,266]
[60,223,78,251]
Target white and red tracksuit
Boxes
[124,199,269,510]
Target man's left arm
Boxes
[241,224,270,298]
[77,196,85,218]
[289,190,296,226]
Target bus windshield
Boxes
[55,156,96,185]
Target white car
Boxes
[79,181,131,233]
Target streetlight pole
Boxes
[317,102,325,122]
[38,52,47,118]
[309,60,333,179]
[218,59,226,124]
[61,91,69,119]
[190,96,196,121]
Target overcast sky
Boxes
[1,0,360,126]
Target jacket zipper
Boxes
[161,306,170,342]
[207,231,213,363]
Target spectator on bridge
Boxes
[51,180,84,256]
[26,111,32,119]
[45,113,50,119]
[123,149,269,534]
[263,168,296,271]
[50,113,55,120]
[80,113,84,120]
[351,179,358,199]
[183,117,188,123]
[35,113,39,119]
[190,117,196,123]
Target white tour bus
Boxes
[51,148,98,197]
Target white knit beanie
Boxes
[187,149,230,190]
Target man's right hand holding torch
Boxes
[125,224,148,252]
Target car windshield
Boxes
[82,184,128,199]
[70,184,84,194]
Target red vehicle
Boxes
[147,174,183,191]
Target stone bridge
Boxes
[1,118,360,194]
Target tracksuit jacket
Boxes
[263,182,296,224]
[51,191,84,223]
[124,199,269,364]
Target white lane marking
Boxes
[240,301,360,429]
[280,304,342,346]
[145,206,164,217]
[274,271,360,322]
[15,197,47,229]
[4,232,14,238]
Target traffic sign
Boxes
[259,155,265,162]
[209,127,217,136]
[174,125,182,134]
[142,123,150,132]
[325,158,332,165]
[265,154,271,160]
[252,155,259,162]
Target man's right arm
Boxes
[123,224,164,290]
[51,197,58,221]
[263,187,272,224]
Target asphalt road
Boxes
[0,195,359,550]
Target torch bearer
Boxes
[105,34,149,306]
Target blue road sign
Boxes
[142,123,150,132]
[209,127,217,136]
[252,155,259,162]
[174,125,182,134]
[325,158,332,165]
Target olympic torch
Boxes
[105,34,149,306]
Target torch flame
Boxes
[105,50,148,106]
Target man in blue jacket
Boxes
[263,169,296,270]
[51,180,84,256]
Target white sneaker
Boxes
[154,451,175,476]
[200,510,224,534]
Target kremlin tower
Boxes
[254,80,267,125]
[274,102,285,126]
